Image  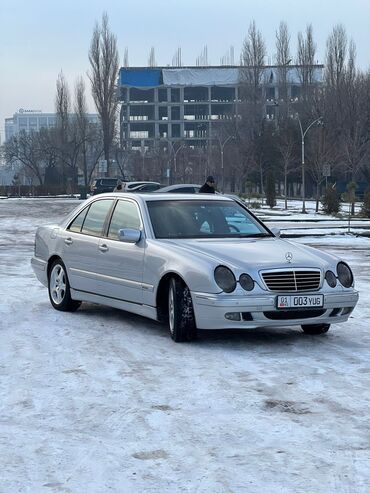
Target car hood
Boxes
[162,237,335,271]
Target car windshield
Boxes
[147,200,271,239]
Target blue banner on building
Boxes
[119,68,162,87]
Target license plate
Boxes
[277,294,324,309]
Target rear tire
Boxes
[48,259,81,312]
[168,277,196,342]
[301,323,330,335]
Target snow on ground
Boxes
[249,198,370,237]
[1,198,370,492]
[252,198,364,216]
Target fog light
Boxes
[225,312,241,321]
[329,308,341,317]
[239,273,254,291]
[325,270,337,288]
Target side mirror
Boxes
[118,228,142,243]
[270,227,281,237]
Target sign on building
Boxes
[322,165,331,177]
[98,159,108,173]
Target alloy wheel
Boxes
[168,285,175,334]
[50,264,66,305]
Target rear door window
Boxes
[81,199,114,236]
[68,207,89,233]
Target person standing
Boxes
[199,176,216,193]
[114,179,123,192]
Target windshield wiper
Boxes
[235,233,272,238]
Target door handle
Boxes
[99,244,109,252]
[64,237,73,245]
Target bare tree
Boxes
[275,21,291,108]
[55,71,71,151]
[88,12,119,174]
[55,71,73,187]
[296,24,317,98]
[324,27,370,212]
[74,77,89,196]
[325,24,348,90]
[342,73,370,183]
[241,21,266,102]
[277,119,296,209]
[237,21,268,193]
[4,132,45,185]
[37,127,59,183]
[276,21,291,67]
[55,71,71,135]
[55,78,83,193]
[210,120,237,192]
[306,125,339,212]
[75,77,106,190]
[85,125,105,184]
[234,104,267,196]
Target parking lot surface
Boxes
[1,198,370,492]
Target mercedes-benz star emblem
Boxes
[285,252,293,263]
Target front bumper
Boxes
[192,290,359,330]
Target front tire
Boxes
[48,259,81,312]
[301,323,330,335]
[168,277,196,342]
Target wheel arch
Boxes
[47,255,63,278]
[156,272,187,322]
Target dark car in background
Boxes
[90,178,122,195]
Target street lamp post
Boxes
[297,115,323,213]
[173,144,185,182]
[140,148,147,180]
[163,139,185,184]
[220,135,233,193]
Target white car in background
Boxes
[154,184,202,193]
[31,193,359,342]
[123,181,161,192]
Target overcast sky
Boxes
[1,0,370,141]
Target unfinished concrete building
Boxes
[118,65,323,153]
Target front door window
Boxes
[107,200,141,240]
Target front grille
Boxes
[264,309,325,320]
[261,270,321,292]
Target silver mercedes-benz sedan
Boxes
[31,193,359,342]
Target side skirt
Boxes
[70,288,158,321]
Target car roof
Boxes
[87,192,234,202]
[139,193,234,202]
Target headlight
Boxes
[337,262,353,288]
[214,266,236,293]
[239,273,254,291]
[325,270,337,288]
